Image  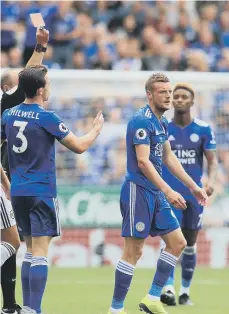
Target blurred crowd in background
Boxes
[45,92,229,197]
[1,0,229,72]
[1,1,229,223]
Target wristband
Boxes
[35,43,47,53]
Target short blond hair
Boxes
[173,83,195,99]
[145,73,170,92]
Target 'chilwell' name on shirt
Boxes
[8,109,39,120]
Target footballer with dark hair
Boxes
[0,27,49,314]
[161,83,218,306]
[2,65,104,314]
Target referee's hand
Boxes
[36,27,49,46]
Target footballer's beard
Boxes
[156,105,170,114]
[174,108,189,114]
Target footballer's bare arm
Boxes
[26,28,49,67]
[60,111,104,154]
[135,144,186,209]
[163,140,207,205]
[204,150,218,196]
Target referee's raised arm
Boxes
[1,27,49,116]
[1,27,49,114]
[26,27,49,67]
[1,27,49,178]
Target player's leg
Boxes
[30,236,52,314]
[160,206,184,306]
[109,181,151,314]
[11,196,33,313]
[0,194,20,267]
[1,226,20,314]
[159,239,176,306]
[109,237,145,314]
[21,236,33,310]
[178,198,203,305]
[28,196,60,314]
[1,225,20,266]
[0,191,21,314]
[179,228,198,305]
[140,229,186,313]
[140,194,186,314]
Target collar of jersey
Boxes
[21,103,41,108]
[171,119,194,129]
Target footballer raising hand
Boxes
[93,110,104,134]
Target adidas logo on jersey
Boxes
[145,109,152,118]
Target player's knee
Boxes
[14,238,20,251]
[1,226,20,251]
[32,243,50,257]
[171,238,187,256]
[122,245,143,265]
[32,236,52,257]
[135,246,143,261]
[179,238,187,253]
[10,237,20,251]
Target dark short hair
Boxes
[19,65,48,98]
[145,73,170,92]
[173,83,195,99]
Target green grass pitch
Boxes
[15,267,229,314]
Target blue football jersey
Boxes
[126,105,168,191]
[163,118,216,195]
[1,103,70,197]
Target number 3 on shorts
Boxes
[13,120,28,153]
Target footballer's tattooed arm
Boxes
[204,150,218,196]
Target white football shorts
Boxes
[0,186,16,229]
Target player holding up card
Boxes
[2,65,104,314]
[1,16,49,314]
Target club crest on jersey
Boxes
[136,222,145,232]
[59,123,69,133]
[136,128,147,140]
[190,133,199,142]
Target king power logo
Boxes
[173,149,196,164]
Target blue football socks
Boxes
[110,260,135,311]
[21,252,32,306]
[30,256,48,314]
[180,245,197,295]
[149,250,178,300]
